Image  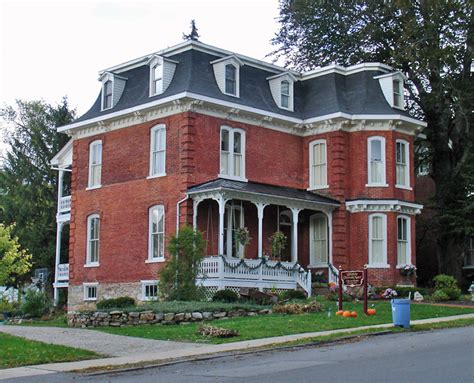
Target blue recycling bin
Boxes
[391,298,410,329]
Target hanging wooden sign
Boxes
[338,266,369,315]
[341,270,364,287]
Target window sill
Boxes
[395,184,412,191]
[307,185,329,191]
[307,263,329,268]
[392,104,405,111]
[83,298,97,302]
[223,91,239,98]
[86,185,102,191]
[365,183,389,188]
[141,297,158,302]
[145,258,165,264]
[218,174,248,182]
[147,173,167,180]
[367,264,390,269]
[84,263,100,268]
[462,266,474,270]
[396,264,414,269]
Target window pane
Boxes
[312,216,327,264]
[371,140,382,161]
[234,153,242,177]
[234,132,241,154]
[220,152,229,175]
[372,217,382,239]
[221,130,229,151]
[371,161,382,183]
[372,240,383,263]
[225,65,236,94]
[398,242,407,264]
[281,95,289,108]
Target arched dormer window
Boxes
[147,55,178,97]
[267,72,296,111]
[211,55,243,98]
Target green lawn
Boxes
[96,300,474,344]
[0,333,98,369]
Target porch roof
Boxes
[187,179,340,211]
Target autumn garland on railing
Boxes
[219,255,307,274]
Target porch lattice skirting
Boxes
[197,256,312,297]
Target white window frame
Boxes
[309,139,328,190]
[85,214,100,267]
[147,205,165,263]
[281,80,290,109]
[367,136,387,187]
[148,124,166,178]
[101,79,113,111]
[219,126,247,181]
[149,58,164,96]
[83,283,98,301]
[141,280,159,301]
[368,213,389,268]
[309,213,329,267]
[225,64,237,96]
[396,215,411,267]
[395,139,411,189]
[393,78,403,109]
[87,140,102,189]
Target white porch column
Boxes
[255,202,267,258]
[192,199,202,231]
[217,195,226,256]
[53,221,63,306]
[290,208,301,263]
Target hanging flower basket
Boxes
[399,264,417,277]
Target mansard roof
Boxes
[66,40,414,129]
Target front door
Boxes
[224,204,244,258]
[279,210,292,262]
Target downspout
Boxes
[176,194,189,234]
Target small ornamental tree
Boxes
[270,231,287,260]
[159,226,205,301]
[0,224,32,288]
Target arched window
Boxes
[88,140,102,188]
[368,214,387,266]
[102,80,113,110]
[220,126,246,180]
[310,214,328,265]
[396,140,410,188]
[397,216,411,265]
[309,139,328,189]
[148,205,165,261]
[149,124,166,177]
[367,137,386,186]
[225,64,237,95]
[86,214,100,266]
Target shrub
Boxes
[432,274,461,301]
[96,296,135,309]
[212,289,239,303]
[280,289,307,301]
[159,226,205,301]
[21,290,51,318]
[442,287,461,300]
[432,290,450,302]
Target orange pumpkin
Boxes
[367,308,376,316]
[351,311,357,317]
[336,310,344,316]
[343,311,351,318]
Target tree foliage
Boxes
[271,0,473,277]
[0,99,74,271]
[159,226,205,301]
[0,224,32,287]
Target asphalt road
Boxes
[5,326,474,383]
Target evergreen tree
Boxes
[0,98,75,272]
[183,19,200,41]
[271,0,473,278]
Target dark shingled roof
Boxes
[74,47,411,124]
[187,179,340,206]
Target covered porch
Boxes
[188,179,339,296]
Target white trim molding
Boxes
[345,200,423,215]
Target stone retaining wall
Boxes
[67,308,273,328]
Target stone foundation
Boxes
[67,308,272,328]
[68,282,142,312]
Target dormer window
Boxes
[267,72,296,111]
[375,72,405,110]
[103,80,112,110]
[152,61,163,95]
[211,55,243,98]
[281,80,290,108]
[225,64,237,95]
[147,55,178,97]
[99,71,127,111]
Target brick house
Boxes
[51,41,424,310]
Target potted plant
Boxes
[399,264,417,277]
[269,231,287,261]
[234,227,251,259]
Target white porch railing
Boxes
[198,256,312,296]
[58,196,71,213]
[56,263,69,281]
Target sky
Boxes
[0,0,282,117]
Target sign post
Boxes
[337,266,369,314]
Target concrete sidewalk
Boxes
[1,313,473,381]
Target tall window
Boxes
[367,137,386,186]
[148,205,165,261]
[103,80,112,109]
[86,214,100,265]
[220,127,245,180]
[397,216,411,265]
[88,140,102,188]
[396,140,409,187]
[369,214,387,266]
[152,61,163,95]
[149,125,166,177]
[309,140,327,189]
[310,214,328,265]
[393,79,403,108]
[281,80,290,108]
[225,64,236,95]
